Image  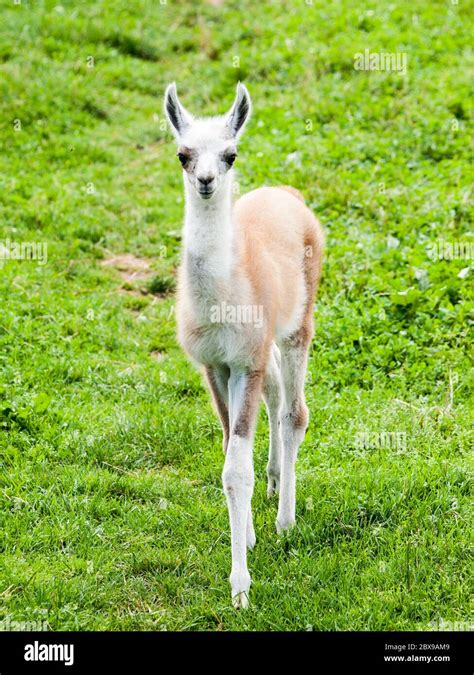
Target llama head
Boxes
[164,82,251,200]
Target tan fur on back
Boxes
[233,186,323,339]
[277,185,306,203]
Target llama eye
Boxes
[224,153,237,166]
[177,152,188,166]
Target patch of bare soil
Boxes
[101,254,153,283]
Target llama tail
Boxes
[277,185,305,203]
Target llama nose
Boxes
[198,175,214,187]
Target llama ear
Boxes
[225,82,251,139]
[164,83,193,138]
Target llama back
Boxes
[277,185,306,203]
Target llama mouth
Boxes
[198,189,215,199]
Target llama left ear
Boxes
[225,83,251,139]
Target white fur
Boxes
[277,343,309,532]
[224,374,254,608]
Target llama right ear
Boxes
[164,83,193,139]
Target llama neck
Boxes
[183,178,234,279]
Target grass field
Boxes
[0,0,472,630]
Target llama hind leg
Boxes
[277,330,311,533]
[263,343,283,497]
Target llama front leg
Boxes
[205,365,230,453]
[277,333,310,533]
[223,369,262,608]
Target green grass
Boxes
[0,0,472,630]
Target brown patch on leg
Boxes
[285,400,308,431]
[233,370,264,438]
[284,320,313,349]
[205,366,230,453]
[280,323,312,440]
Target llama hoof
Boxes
[232,591,249,609]
[230,570,251,609]
[266,472,280,498]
